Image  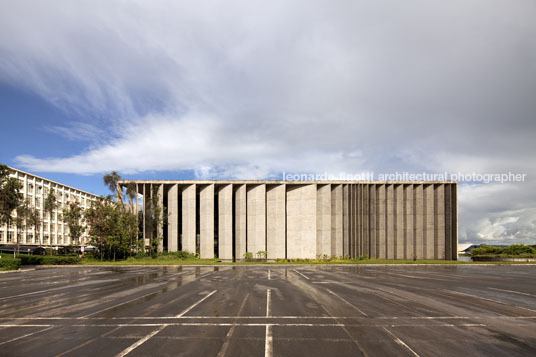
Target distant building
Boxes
[0,166,98,247]
[121,180,458,261]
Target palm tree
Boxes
[103,171,122,202]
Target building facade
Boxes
[0,167,98,247]
[124,180,458,261]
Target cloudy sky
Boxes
[1,0,535,245]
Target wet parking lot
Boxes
[0,265,535,356]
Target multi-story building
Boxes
[123,180,458,261]
[0,166,98,247]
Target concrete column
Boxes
[157,184,164,253]
[316,184,331,257]
[415,184,424,259]
[405,185,414,260]
[167,184,179,252]
[142,184,146,247]
[331,184,343,257]
[386,184,394,259]
[436,184,446,259]
[342,185,349,257]
[181,184,196,254]
[235,185,247,260]
[218,184,233,261]
[395,184,404,260]
[445,184,453,260]
[267,184,285,260]
[370,185,377,258]
[363,185,369,258]
[377,184,386,259]
[287,184,317,259]
[247,184,266,255]
[425,184,435,259]
[199,184,214,259]
[451,184,458,260]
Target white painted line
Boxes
[115,325,167,357]
[265,325,273,357]
[0,326,53,346]
[442,289,536,313]
[268,269,271,280]
[326,289,368,317]
[488,287,536,297]
[266,289,271,317]
[383,327,420,357]
[81,290,161,318]
[0,280,117,301]
[293,270,310,280]
[175,290,217,318]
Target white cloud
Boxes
[1,0,536,244]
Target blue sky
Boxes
[1,1,535,244]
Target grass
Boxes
[78,257,536,266]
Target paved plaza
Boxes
[0,265,535,356]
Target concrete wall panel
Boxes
[235,185,247,260]
[218,184,233,261]
[267,184,286,260]
[247,185,266,255]
[287,184,317,259]
[331,185,343,257]
[316,184,331,257]
[181,184,196,254]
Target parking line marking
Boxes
[383,327,420,357]
[268,269,271,280]
[81,290,162,318]
[326,289,368,317]
[0,326,53,346]
[266,289,271,317]
[115,325,167,357]
[293,270,310,280]
[175,290,217,318]
[265,325,273,357]
[442,289,536,313]
[488,287,536,297]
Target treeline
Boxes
[470,244,536,257]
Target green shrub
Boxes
[17,254,80,265]
[157,251,197,260]
[0,257,21,270]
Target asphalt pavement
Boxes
[0,264,535,356]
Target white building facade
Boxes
[0,167,98,247]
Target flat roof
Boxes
[7,166,99,197]
[119,180,457,185]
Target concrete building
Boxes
[0,167,98,247]
[123,180,458,261]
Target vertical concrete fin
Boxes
[286,184,317,259]
[405,185,414,260]
[200,184,214,259]
[218,184,233,261]
[167,184,179,252]
[436,184,445,259]
[316,184,331,257]
[181,184,196,254]
[395,184,404,260]
[235,184,247,260]
[267,184,286,260]
[415,184,424,259]
[331,185,343,257]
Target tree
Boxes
[103,171,122,202]
[63,201,85,245]
[27,205,41,245]
[85,197,137,261]
[146,185,166,256]
[15,199,31,252]
[44,188,57,222]
[0,164,23,249]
